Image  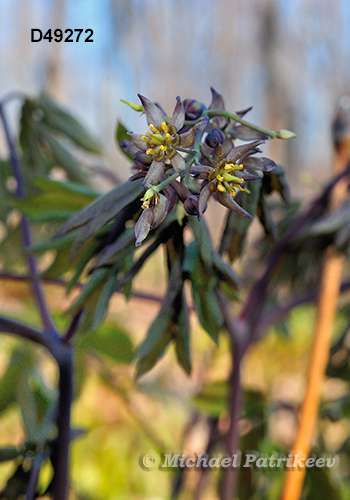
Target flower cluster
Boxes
[120,88,293,246]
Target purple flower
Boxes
[124,95,208,187]
[190,140,275,219]
[134,188,168,247]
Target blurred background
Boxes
[1,1,350,499]
[2,0,350,189]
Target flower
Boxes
[190,140,275,219]
[134,187,168,247]
[122,95,208,187]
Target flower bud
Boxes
[183,196,199,215]
[205,128,225,147]
[120,99,144,112]
[182,99,205,120]
[275,129,297,139]
[134,151,152,167]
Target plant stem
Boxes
[26,452,45,500]
[281,117,350,500]
[204,110,277,138]
[0,272,198,309]
[50,344,73,500]
[0,100,58,338]
[155,171,179,192]
[217,292,247,500]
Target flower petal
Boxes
[163,185,178,212]
[184,196,199,215]
[239,172,262,181]
[179,117,209,148]
[189,164,213,179]
[209,87,225,111]
[228,125,269,141]
[142,160,165,187]
[138,94,166,127]
[135,208,153,247]
[243,157,276,172]
[212,143,225,165]
[171,96,185,131]
[235,106,253,118]
[169,180,190,201]
[152,193,168,228]
[171,152,186,172]
[216,191,252,218]
[226,140,264,162]
[127,132,147,150]
[198,181,214,220]
[120,140,140,155]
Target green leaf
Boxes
[304,464,342,500]
[257,193,278,242]
[0,464,31,499]
[174,291,191,374]
[0,160,13,222]
[17,368,39,442]
[78,323,134,364]
[189,216,239,294]
[55,178,144,258]
[262,165,291,204]
[70,268,109,312]
[116,121,134,161]
[193,381,228,417]
[15,178,97,220]
[39,125,89,184]
[184,241,223,342]
[39,93,101,155]
[188,217,215,268]
[0,226,26,269]
[219,179,262,261]
[0,349,29,415]
[91,270,119,330]
[19,99,50,177]
[0,447,23,463]
[136,230,187,377]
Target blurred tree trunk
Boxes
[260,0,296,180]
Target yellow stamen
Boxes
[223,182,235,194]
[149,124,158,133]
[217,183,226,192]
[142,135,152,143]
[165,133,172,141]
[216,175,224,182]
[235,163,244,170]
[224,163,234,170]
[146,148,156,155]
[159,145,167,151]
[161,122,169,133]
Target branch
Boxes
[240,163,350,341]
[25,452,45,500]
[0,271,195,309]
[0,316,51,350]
[49,344,73,500]
[216,291,246,500]
[281,151,350,500]
[0,98,58,338]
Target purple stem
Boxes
[240,164,350,341]
[216,292,246,500]
[25,452,45,500]
[0,95,72,500]
[50,343,73,500]
[0,100,58,339]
